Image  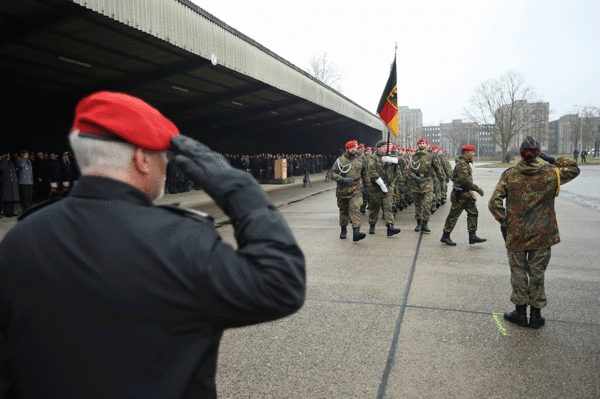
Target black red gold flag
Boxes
[376,57,398,137]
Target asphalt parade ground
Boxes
[1,164,599,398]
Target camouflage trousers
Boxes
[507,247,551,308]
[442,199,478,233]
[368,194,394,225]
[337,196,363,228]
[413,191,434,221]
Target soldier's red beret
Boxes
[417,138,426,144]
[345,140,358,149]
[71,91,179,151]
[358,143,365,148]
[366,147,371,151]
[462,145,475,151]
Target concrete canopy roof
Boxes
[0,0,384,154]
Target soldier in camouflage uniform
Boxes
[367,140,401,237]
[440,145,486,246]
[331,140,368,242]
[408,138,442,233]
[489,136,580,329]
[436,147,453,204]
[357,143,369,214]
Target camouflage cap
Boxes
[520,136,540,150]
[375,139,387,148]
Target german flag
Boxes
[376,57,398,136]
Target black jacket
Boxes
[0,176,305,398]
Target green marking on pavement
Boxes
[492,313,509,336]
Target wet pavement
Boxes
[2,164,599,398]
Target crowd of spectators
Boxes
[0,150,80,218]
[166,152,338,194]
[1,149,338,215]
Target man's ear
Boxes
[133,148,150,175]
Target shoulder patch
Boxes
[157,204,214,225]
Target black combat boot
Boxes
[369,225,376,234]
[504,304,528,327]
[340,226,347,239]
[387,224,400,236]
[353,227,366,242]
[528,306,545,329]
[360,205,366,214]
[421,220,431,233]
[440,231,456,246]
[436,200,441,208]
[430,204,437,213]
[468,231,487,244]
[441,197,446,205]
[414,219,422,232]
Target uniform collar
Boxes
[69,175,154,206]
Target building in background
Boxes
[397,106,422,148]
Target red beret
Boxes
[358,143,365,149]
[366,147,371,151]
[71,91,179,151]
[345,140,358,149]
[417,138,426,144]
[462,145,475,151]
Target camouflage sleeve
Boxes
[443,159,453,176]
[431,156,442,179]
[330,157,342,182]
[554,157,580,185]
[454,162,479,192]
[488,171,509,226]
[361,158,369,187]
[368,157,380,182]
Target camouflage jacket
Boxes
[488,157,580,250]
[441,157,453,178]
[451,156,480,202]
[331,152,368,198]
[368,153,394,197]
[408,150,441,180]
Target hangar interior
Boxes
[0,0,384,155]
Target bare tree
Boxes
[567,105,600,154]
[306,53,344,92]
[464,70,544,162]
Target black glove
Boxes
[500,226,507,241]
[476,188,484,196]
[171,135,272,220]
[539,153,556,164]
[340,177,354,185]
[415,176,423,185]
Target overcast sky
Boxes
[194,0,599,126]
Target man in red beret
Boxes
[0,91,306,398]
[331,140,368,241]
[408,138,442,233]
[440,144,486,245]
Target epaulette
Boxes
[157,204,214,224]
[17,198,63,221]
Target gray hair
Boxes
[69,130,136,174]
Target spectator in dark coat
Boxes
[16,151,34,213]
[1,153,20,217]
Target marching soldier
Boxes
[368,140,401,236]
[440,144,486,246]
[408,138,442,233]
[331,140,368,241]
[489,136,580,329]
